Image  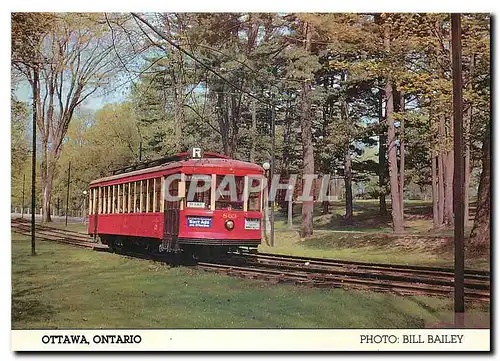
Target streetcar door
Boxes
[163,175,181,241]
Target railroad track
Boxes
[11,218,107,251]
[11,218,490,302]
[199,253,490,302]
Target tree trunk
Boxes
[378,90,387,216]
[444,19,455,226]
[437,117,445,226]
[384,23,403,233]
[444,147,454,225]
[464,54,474,228]
[322,200,329,215]
[39,134,52,223]
[249,99,257,163]
[431,152,439,227]
[174,91,184,153]
[42,170,53,223]
[299,21,314,238]
[399,91,405,221]
[281,101,292,176]
[464,105,471,227]
[469,130,490,252]
[344,149,353,224]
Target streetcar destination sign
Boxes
[187,216,212,228]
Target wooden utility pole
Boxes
[270,97,276,247]
[31,68,38,256]
[65,162,71,226]
[451,13,465,327]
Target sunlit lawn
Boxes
[11,233,489,329]
[265,200,487,270]
[44,222,89,234]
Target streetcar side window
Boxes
[148,178,154,212]
[89,189,93,215]
[140,180,146,212]
[108,186,112,214]
[125,183,130,213]
[101,187,105,214]
[101,187,104,214]
[134,181,140,212]
[113,185,117,213]
[131,182,136,213]
[107,186,111,214]
[102,187,108,214]
[154,177,161,212]
[98,188,102,214]
[117,184,122,213]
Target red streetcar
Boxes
[87,148,264,257]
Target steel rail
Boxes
[198,262,490,302]
[244,251,490,277]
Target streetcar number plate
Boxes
[187,216,212,228]
[245,218,260,230]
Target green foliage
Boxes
[50,104,140,213]
[11,12,491,209]
[11,97,30,206]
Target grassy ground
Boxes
[46,222,89,233]
[11,232,489,329]
[261,229,489,270]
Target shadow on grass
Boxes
[276,200,440,231]
[301,232,395,250]
[318,213,392,231]
[12,297,56,326]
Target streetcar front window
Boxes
[185,174,211,209]
[215,175,244,210]
[247,177,262,211]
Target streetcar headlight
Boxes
[225,220,235,231]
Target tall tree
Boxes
[382,16,404,232]
[13,14,127,222]
[298,20,315,238]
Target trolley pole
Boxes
[451,13,465,327]
[65,162,71,227]
[31,67,39,256]
[270,97,276,247]
[21,174,25,219]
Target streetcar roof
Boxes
[89,157,264,186]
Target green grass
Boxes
[11,232,489,329]
[262,230,489,270]
[266,200,488,270]
[45,222,89,234]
